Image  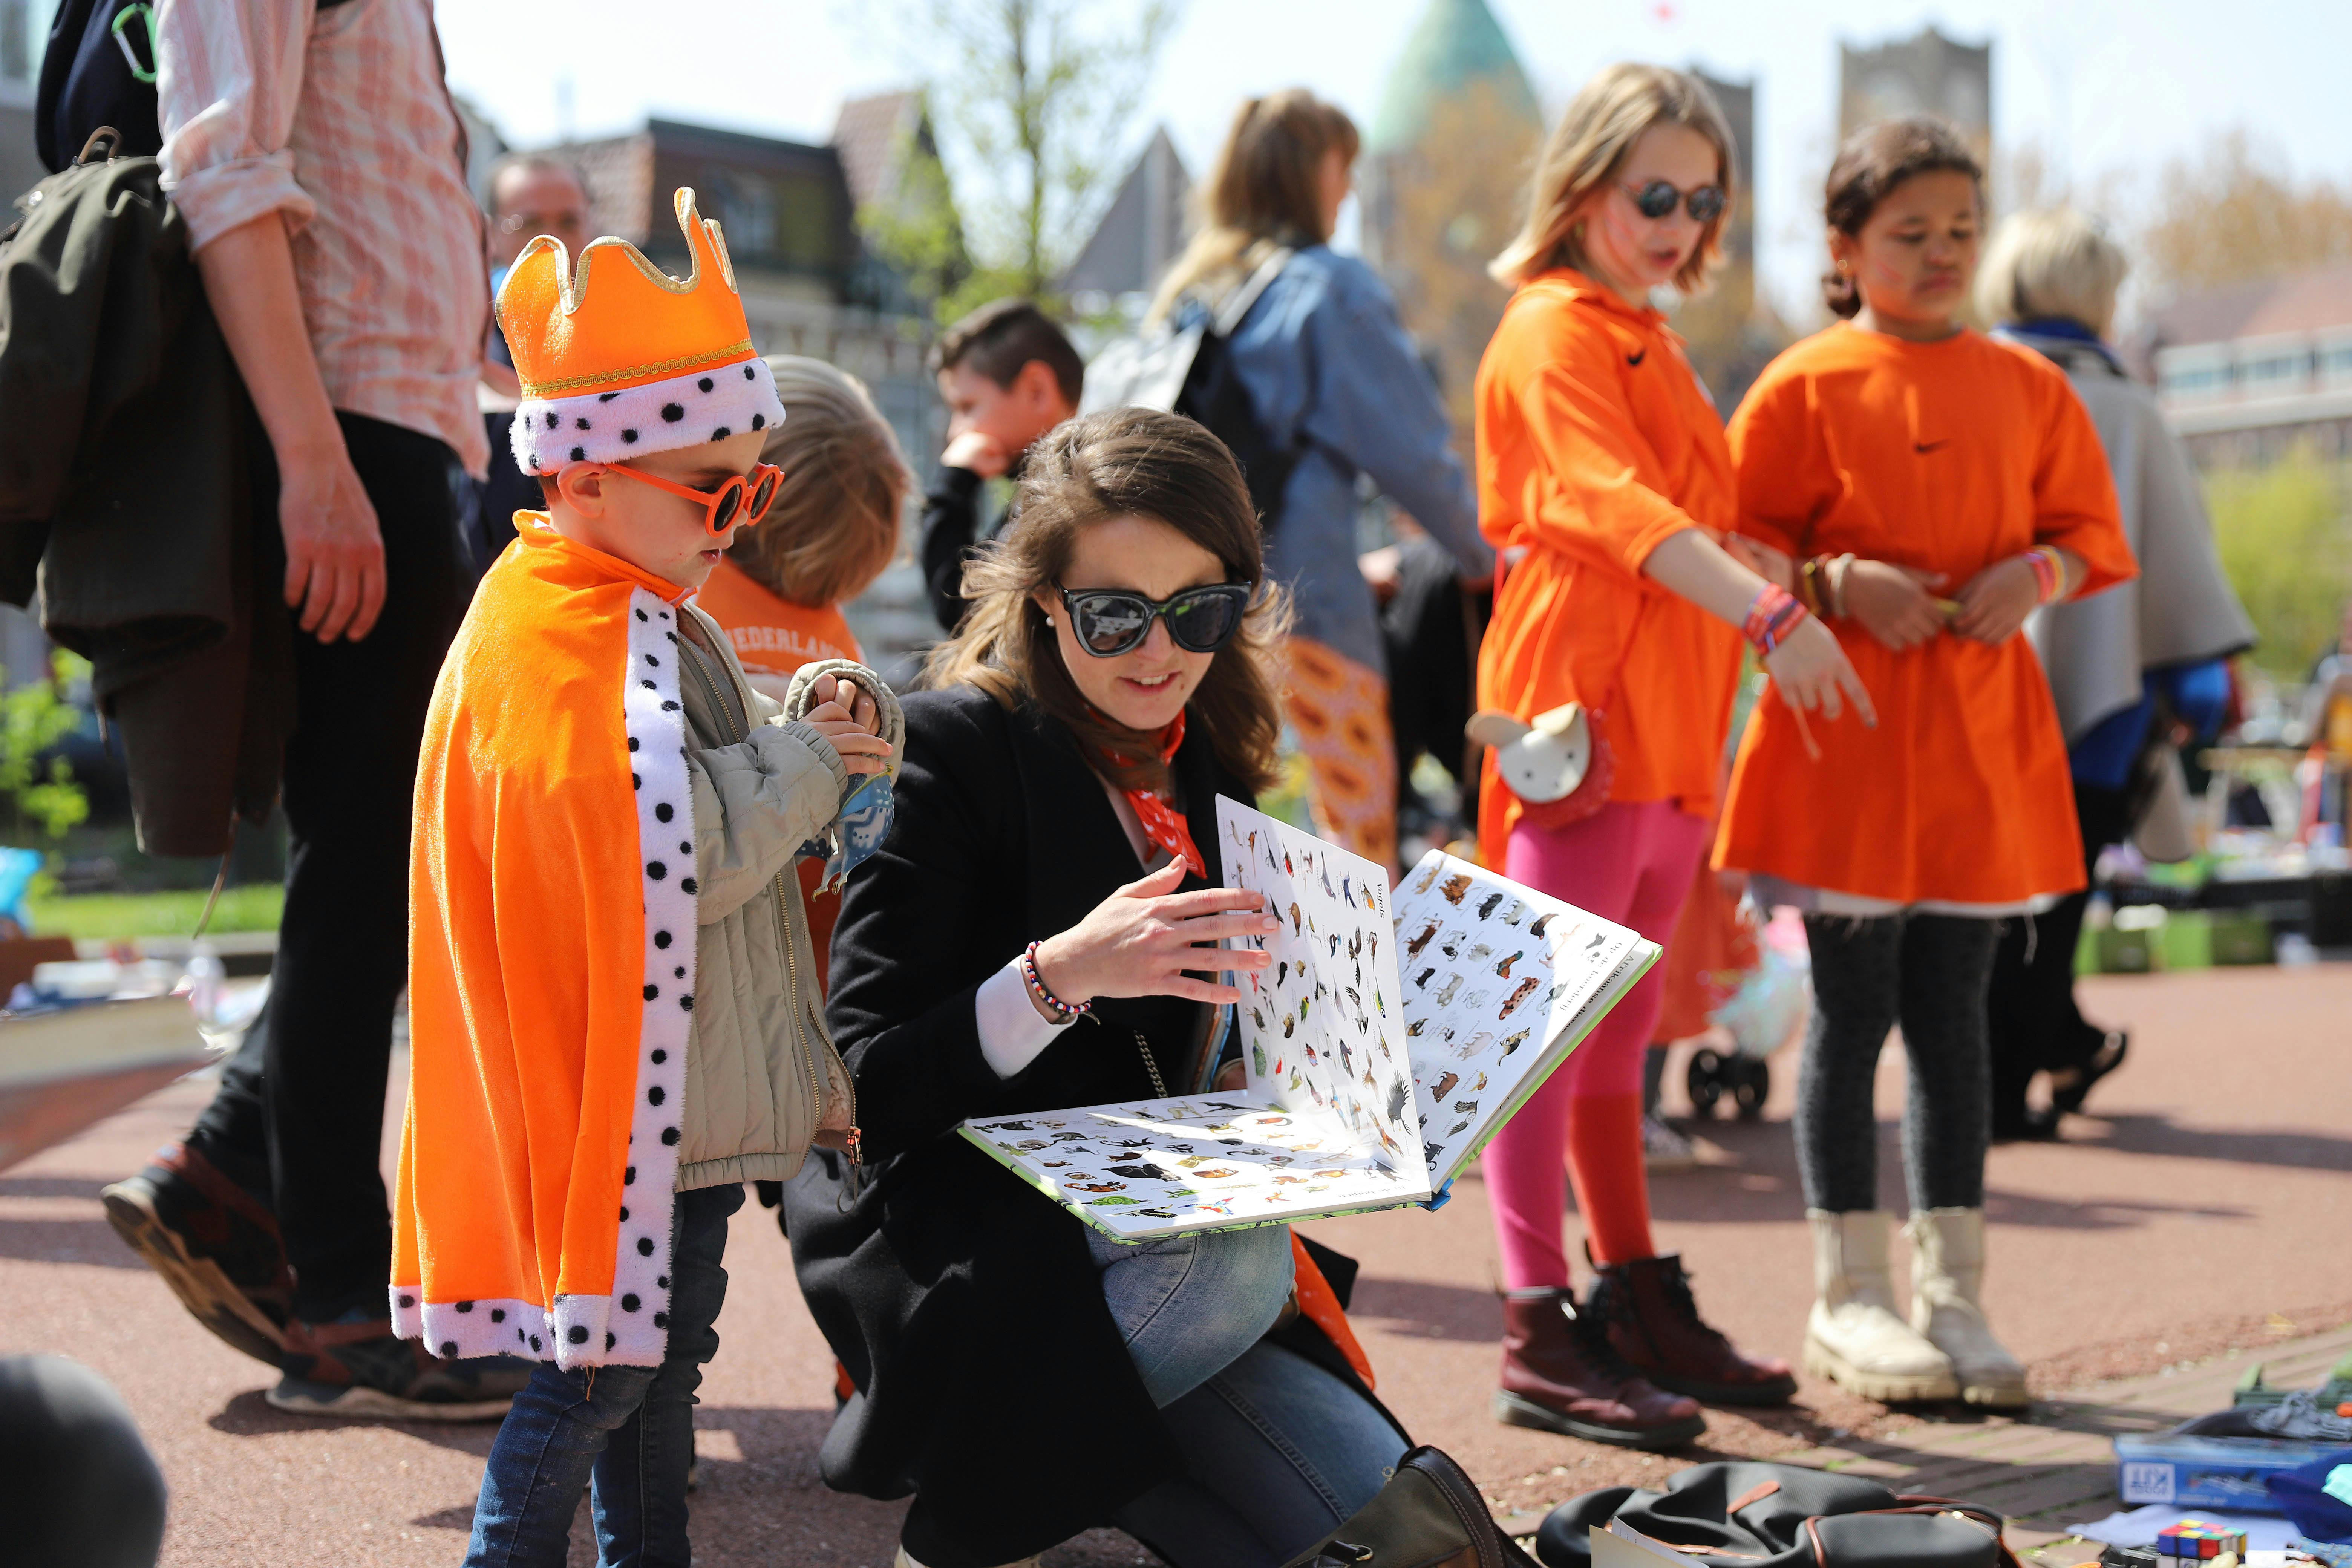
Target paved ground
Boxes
[3,963,2346,1565]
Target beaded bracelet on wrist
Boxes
[1020,940,1089,1023]
[2024,545,2064,604]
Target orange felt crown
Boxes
[497,187,786,475]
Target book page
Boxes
[962,1092,1427,1240]
[1393,850,1655,1187]
[1215,798,1426,1185]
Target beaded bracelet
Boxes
[1020,940,1090,1023]
[1826,553,1855,619]
[2023,545,2065,604]
[1741,583,1810,654]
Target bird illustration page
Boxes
[957,800,1654,1243]
[1391,848,1658,1188]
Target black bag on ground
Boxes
[1534,1461,2021,1568]
[1282,1445,1542,1568]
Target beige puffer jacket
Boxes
[671,602,904,1190]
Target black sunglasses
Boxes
[1055,582,1252,657]
[1620,179,1727,224]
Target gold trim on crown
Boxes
[519,341,756,400]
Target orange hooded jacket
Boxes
[391,524,710,1369]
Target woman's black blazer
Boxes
[785,682,1391,1564]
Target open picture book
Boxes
[958,798,1661,1241]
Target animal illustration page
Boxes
[957,803,1657,1242]
[1392,848,1657,1188]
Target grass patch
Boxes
[28,884,285,940]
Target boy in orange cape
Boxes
[389,189,899,1566]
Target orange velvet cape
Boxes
[391,520,704,1369]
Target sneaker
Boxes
[268,1314,533,1421]
[100,1141,293,1366]
[1641,1113,1696,1172]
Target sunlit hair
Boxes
[1490,63,1735,292]
[1975,208,2128,338]
[923,407,1290,796]
[1147,89,1360,326]
[727,355,911,607]
[1821,117,1984,319]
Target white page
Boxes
[1215,797,1426,1185]
[1393,850,1656,1188]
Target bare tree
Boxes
[869,0,1178,319]
[2139,130,2352,296]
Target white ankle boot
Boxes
[894,1550,1040,1568]
[1906,1208,2028,1409]
[1802,1209,1957,1402]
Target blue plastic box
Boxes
[2116,1432,2352,1514]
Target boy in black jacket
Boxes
[919,299,1081,631]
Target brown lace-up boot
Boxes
[1493,1286,1706,1449]
[1587,1252,1797,1406]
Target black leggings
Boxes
[1796,913,1999,1215]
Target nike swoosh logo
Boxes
[1914,439,1948,453]
[1627,349,1647,366]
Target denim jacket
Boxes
[1210,245,1490,673]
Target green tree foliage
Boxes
[0,651,91,841]
[874,0,1178,322]
[2205,447,2352,675]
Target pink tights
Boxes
[1482,800,1710,1290]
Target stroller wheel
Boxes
[1686,1048,1727,1118]
[1731,1056,1770,1119]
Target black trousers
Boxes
[1985,782,2130,1132]
[186,411,473,1323]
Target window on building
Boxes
[2322,346,2352,383]
[2163,364,2225,397]
[2242,352,2306,387]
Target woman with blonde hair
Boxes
[1975,210,2252,1139]
[1472,63,1873,1446]
[1147,88,1494,872]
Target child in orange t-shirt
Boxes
[1470,64,1874,1449]
[1714,120,2133,1410]
[695,355,912,994]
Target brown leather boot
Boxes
[1588,1252,1798,1407]
[1493,1287,1706,1449]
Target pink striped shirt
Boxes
[155,0,491,477]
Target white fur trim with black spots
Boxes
[510,355,787,476]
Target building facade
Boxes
[1838,26,1992,166]
[2135,263,2352,467]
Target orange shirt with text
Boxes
[1472,270,1746,862]
[1713,325,2136,905]
[691,558,864,992]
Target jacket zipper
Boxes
[681,625,859,1176]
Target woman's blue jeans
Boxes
[1090,1226,1404,1566]
[463,1182,744,1568]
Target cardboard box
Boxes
[2115,1432,2352,1514]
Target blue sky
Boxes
[440,0,2350,321]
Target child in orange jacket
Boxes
[1472,64,1873,1449]
[392,192,897,1568]
[694,354,912,996]
[1714,121,2133,1410]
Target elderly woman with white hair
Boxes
[1977,209,2254,1139]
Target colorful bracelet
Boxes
[1020,940,1090,1023]
[1741,583,1810,654]
[2023,545,2066,604]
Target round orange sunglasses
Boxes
[603,462,784,538]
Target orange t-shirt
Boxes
[690,557,865,992]
[1713,325,2136,906]
[1472,270,1746,862]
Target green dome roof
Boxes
[1368,0,1542,153]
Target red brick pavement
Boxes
[2,964,2345,1565]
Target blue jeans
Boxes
[464,1182,743,1568]
[1091,1226,1404,1566]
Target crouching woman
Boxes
[785,407,1407,1568]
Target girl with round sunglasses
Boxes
[1469,63,1874,1449]
[786,407,1407,1566]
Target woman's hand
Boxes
[1032,859,1279,1007]
[1950,554,2047,646]
[1842,559,1949,651]
[1760,616,1877,741]
[801,673,892,776]
[1723,534,1795,591]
